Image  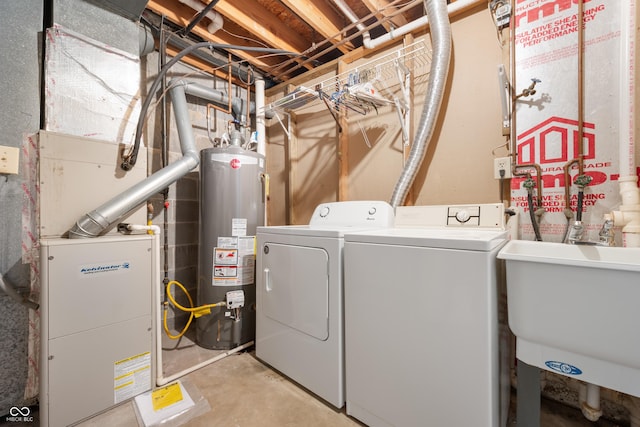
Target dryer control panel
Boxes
[395,203,505,229]
[309,201,395,227]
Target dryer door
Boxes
[261,243,329,340]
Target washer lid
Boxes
[344,228,508,251]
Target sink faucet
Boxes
[567,220,584,244]
[598,218,615,246]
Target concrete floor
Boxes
[77,350,359,427]
[74,330,360,427]
[68,332,627,427]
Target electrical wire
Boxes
[221,27,270,49]
[499,169,506,203]
[238,64,254,86]
[125,53,293,165]
[491,139,510,156]
[270,0,419,77]
[488,0,508,46]
[163,280,225,340]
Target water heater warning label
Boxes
[232,218,247,236]
[214,265,237,278]
[212,236,256,286]
[215,248,238,265]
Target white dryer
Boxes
[256,201,394,408]
[344,204,510,427]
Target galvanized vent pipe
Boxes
[389,0,451,207]
[68,80,228,238]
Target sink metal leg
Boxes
[516,359,540,427]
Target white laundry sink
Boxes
[498,240,640,397]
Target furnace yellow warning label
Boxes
[114,352,151,403]
[151,382,184,411]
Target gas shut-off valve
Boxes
[226,290,245,321]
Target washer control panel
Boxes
[395,203,505,229]
[309,201,395,227]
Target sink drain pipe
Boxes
[579,383,603,422]
[584,0,637,423]
[389,0,451,208]
[608,0,640,248]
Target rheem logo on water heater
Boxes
[230,158,241,169]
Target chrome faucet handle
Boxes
[598,219,615,246]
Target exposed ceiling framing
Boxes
[142,0,481,85]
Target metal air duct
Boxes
[68,78,271,238]
[389,0,451,207]
[84,0,149,21]
[68,80,201,238]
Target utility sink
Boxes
[498,240,640,397]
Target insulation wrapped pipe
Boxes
[389,0,451,208]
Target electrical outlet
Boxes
[493,156,512,179]
[0,145,20,175]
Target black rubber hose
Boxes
[180,0,220,36]
[576,190,584,221]
[528,191,543,241]
[122,42,301,171]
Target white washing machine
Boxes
[344,204,510,427]
[256,201,394,408]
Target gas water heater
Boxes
[197,144,266,349]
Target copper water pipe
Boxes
[577,0,585,176]
[509,0,544,200]
[563,0,586,205]
[509,0,518,173]
[563,159,579,204]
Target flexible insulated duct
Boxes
[389,0,451,208]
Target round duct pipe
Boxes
[389,0,452,208]
[139,24,155,57]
